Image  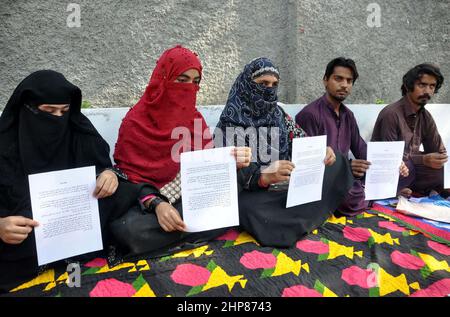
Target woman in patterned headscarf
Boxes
[215,57,354,248]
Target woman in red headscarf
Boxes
[111,45,251,258]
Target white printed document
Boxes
[286,135,327,208]
[29,166,102,265]
[180,147,239,232]
[365,141,405,200]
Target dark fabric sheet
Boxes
[238,154,353,247]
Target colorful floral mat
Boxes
[3,211,450,297]
[371,202,450,245]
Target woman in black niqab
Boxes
[0,70,125,292]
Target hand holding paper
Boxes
[261,160,296,185]
[155,202,186,233]
[0,216,39,245]
[232,146,252,169]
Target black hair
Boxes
[324,57,359,83]
[401,63,444,96]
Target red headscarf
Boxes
[114,45,212,188]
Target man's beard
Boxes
[417,94,431,107]
[330,92,347,102]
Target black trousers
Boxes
[238,154,353,248]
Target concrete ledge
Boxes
[2,104,448,159]
[81,104,450,159]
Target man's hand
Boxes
[324,147,337,166]
[351,159,371,178]
[94,170,119,199]
[423,153,448,169]
[0,216,39,245]
[233,147,252,169]
[399,161,409,178]
[260,160,295,185]
[155,202,186,232]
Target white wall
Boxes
[81,104,450,160]
[1,104,447,159]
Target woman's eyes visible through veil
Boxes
[261,81,278,88]
[37,104,70,117]
[253,74,279,88]
[174,69,201,85]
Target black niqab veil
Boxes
[0,70,112,218]
[19,100,72,175]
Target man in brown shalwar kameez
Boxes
[371,63,447,195]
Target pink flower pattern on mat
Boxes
[378,221,405,232]
[342,266,377,289]
[391,251,425,270]
[85,258,107,268]
[282,285,322,297]
[90,279,136,297]
[296,240,329,254]
[410,279,450,297]
[171,264,211,287]
[343,226,371,242]
[216,229,240,241]
[427,241,450,256]
[240,251,277,269]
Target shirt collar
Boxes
[401,96,423,118]
[321,94,348,117]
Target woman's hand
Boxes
[0,216,39,245]
[324,146,337,166]
[94,170,119,199]
[233,147,252,169]
[155,202,186,232]
[260,160,295,185]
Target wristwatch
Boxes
[147,197,165,213]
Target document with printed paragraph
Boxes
[181,147,239,232]
[365,141,405,200]
[286,135,327,208]
[29,166,102,265]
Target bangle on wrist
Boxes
[147,197,165,213]
[258,175,270,188]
